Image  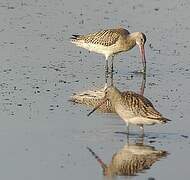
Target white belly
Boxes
[72,41,118,59]
[115,103,135,124]
[115,104,160,126]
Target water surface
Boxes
[0,0,189,179]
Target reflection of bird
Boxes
[71,27,147,85]
[71,73,146,113]
[87,143,168,176]
[71,88,114,113]
[88,86,171,134]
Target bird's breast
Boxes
[115,103,135,122]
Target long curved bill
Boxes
[86,147,107,170]
[87,98,108,117]
[139,45,146,72]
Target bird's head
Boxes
[87,86,121,117]
[104,86,120,101]
[135,32,146,46]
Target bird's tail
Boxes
[159,117,172,123]
[158,150,169,157]
[70,34,80,40]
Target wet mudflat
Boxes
[0,0,190,179]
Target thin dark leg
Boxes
[136,134,144,144]
[141,135,144,144]
[105,58,109,88]
[126,123,129,135]
[110,56,114,86]
[140,125,144,138]
[126,123,130,144]
[127,132,129,144]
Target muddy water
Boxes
[0,0,189,179]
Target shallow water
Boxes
[0,0,189,179]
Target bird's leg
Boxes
[136,134,144,145]
[110,56,114,86]
[126,122,130,143]
[140,125,144,138]
[127,132,129,145]
[105,58,109,88]
[126,122,129,135]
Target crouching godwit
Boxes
[88,86,171,134]
[70,27,147,85]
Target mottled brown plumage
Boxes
[88,86,171,133]
[70,90,145,113]
[71,28,130,46]
[121,91,166,121]
[87,143,168,176]
[104,86,171,124]
[71,27,147,72]
[70,74,146,113]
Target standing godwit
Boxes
[88,86,171,134]
[70,27,147,84]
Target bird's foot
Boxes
[104,83,108,90]
[132,69,146,74]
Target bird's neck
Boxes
[124,32,139,51]
[110,90,122,106]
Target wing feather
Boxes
[71,28,130,46]
[122,91,164,120]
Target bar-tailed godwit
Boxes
[88,86,171,134]
[70,27,147,77]
[87,144,167,176]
